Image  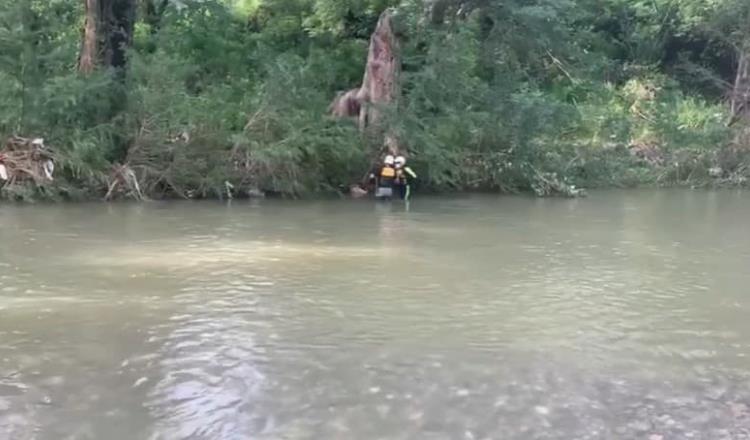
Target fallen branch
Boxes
[546,49,577,85]
[105,164,145,201]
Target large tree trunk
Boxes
[78,0,136,74]
[330,9,402,154]
[357,9,400,134]
[78,0,100,74]
[730,47,750,125]
[108,0,136,70]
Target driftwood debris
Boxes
[105,163,144,201]
[530,165,587,198]
[0,136,55,187]
[330,9,401,153]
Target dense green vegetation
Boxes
[1,0,750,200]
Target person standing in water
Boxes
[394,156,417,201]
[372,155,396,200]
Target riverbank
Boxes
[1,142,748,203]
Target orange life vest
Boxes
[380,166,395,179]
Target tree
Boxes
[330,9,402,154]
[79,0,137,74]
[712,0,750,124]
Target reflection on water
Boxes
[69,240,403,270]
[1,191,750,439]
[145,278,270,440]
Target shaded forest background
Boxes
[2,0,750,200]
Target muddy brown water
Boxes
[1,191,749,439]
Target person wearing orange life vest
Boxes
[393,156,417,201]
[372,155,396,200]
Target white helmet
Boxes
[394,156,406,167]
[384,155,395,166]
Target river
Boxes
[1,191,749,439]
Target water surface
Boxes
[1,191,749,439]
